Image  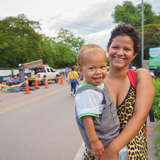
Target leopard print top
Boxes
[117,84,148,160]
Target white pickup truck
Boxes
[28,65,60,85]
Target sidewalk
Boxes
[147,120,159,160]
[74,120,160,160]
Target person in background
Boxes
[149,71,155,122]
[6,74,14,86]
[75,44,128,160]
[64,67,70,83]
[18,64,25,82]
[150,70,155,79]
[75,65,80,76]
[13,74,20,84]
[68,66,79,96]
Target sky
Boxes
[0,0,160,49]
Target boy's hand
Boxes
[91,139,104,157]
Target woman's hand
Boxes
[101,143,119,160]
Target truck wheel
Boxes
[29,81,33,86]
[55,79,59,83]
[41,80,45,85]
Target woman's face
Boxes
[108,35,136,69]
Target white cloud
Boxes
[0,0,160,49]
[83,28,113,49]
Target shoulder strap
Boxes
[76,86,106,104]
[76,86,104,95]
[128,69,136,89]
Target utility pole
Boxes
[141,0,144,67]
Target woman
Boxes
[83,24,154,160]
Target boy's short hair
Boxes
[107,24,139,54]
[78,44,105,66]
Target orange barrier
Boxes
[45,77,49,88]
[59,75,63,85]
[35,75,39,89]
[25,79,30,94]
[1,82,9,92]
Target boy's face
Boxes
[80,50,107,85]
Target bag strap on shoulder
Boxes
[76,86,106,105]
[76,86,104,95]
[127,69,136,89]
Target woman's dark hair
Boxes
[107,24,139,54]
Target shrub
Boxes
[153,121,160,157]
[152,78,160,156]
[152,79,160,119]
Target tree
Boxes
[0,15,85,68]
[113,1,157,29]
[54,42,77,68]
[41,32,81,68]
[154,31,160,42]
[143,24,160,59]
[0,14,43,67]
[56,28,84,55]
[41,36,57,67]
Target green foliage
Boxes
[113,1,156,29]
[152,79,160,119]
[152,79,160,156]
[139,24,160,61]
[40,35,79,68]
[41,36,57,67]
[154,32,160,42]
[153,123,160,157]
[54,42,77,68]
[0,15,85,68]
[0,14,43,67]
[56,28,84,55]
[113,1,141,28]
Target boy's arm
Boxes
[101,69,155,160]
[83,116,104,157]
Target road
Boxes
[0,83,82,160]
[0,82,159,160]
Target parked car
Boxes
[28,65,60,85]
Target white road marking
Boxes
[73,142,85,160]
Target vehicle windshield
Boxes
[33,67,46,74]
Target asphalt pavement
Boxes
[147,120,159,160]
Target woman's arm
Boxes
[102,69,155,160]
